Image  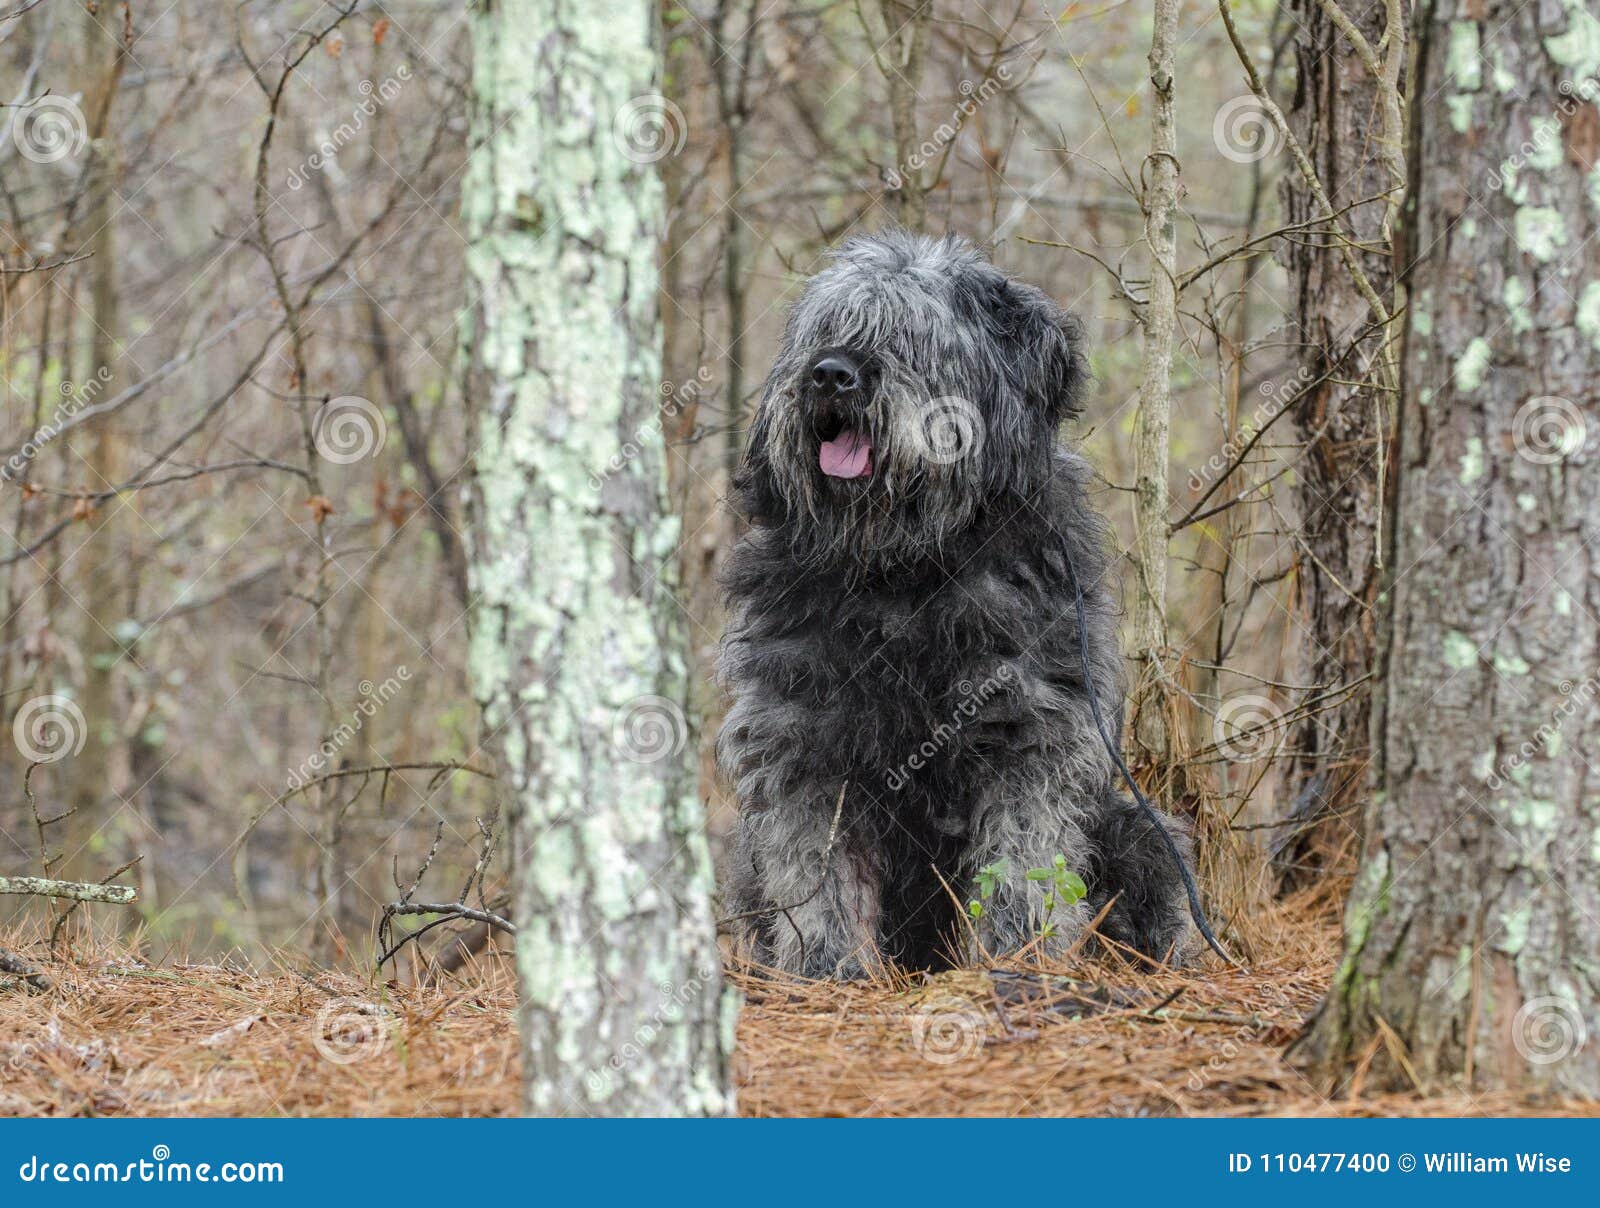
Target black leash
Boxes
[1065,553,1239,966]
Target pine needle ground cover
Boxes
[4,903,1593,1118]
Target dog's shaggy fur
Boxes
[718,229,1195,978]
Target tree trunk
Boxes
[714,1,759,482]
[463,1,734,1116]
[1300,0,1600,1095]
[65,9,131,881]
[1277,0,1403,884]
[878,0,930,231]
[1129,0,1180,763]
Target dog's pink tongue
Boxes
[819,430,872,479]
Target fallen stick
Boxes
[0,875,138,904]
[384,901,513,931]
[376,900,515,970]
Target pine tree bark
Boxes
[1278,0,1403,881]
[463,0,734,1116]
[1300,0,1600,1095]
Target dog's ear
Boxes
[969,276,1086,425]
[1000,280,1086,426]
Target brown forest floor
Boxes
[2,904,1595,1117]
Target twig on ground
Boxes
[0,876,138,904]
[385,902,514,932]
[988,984,1040,1043]
[376,901,515,970]
[377,806,512,972]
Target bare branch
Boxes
[0,875,137,904]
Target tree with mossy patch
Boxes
[1298,0,1600,1096]
[462,0,733,1115]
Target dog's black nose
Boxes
[810,353,861,397]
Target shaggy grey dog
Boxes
[717,229,1198,978]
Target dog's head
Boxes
[735,229,1086,566]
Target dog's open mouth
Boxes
[819,428,872,479]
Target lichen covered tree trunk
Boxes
[463,0,733,1116]
[1301,0,1600,1095]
